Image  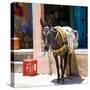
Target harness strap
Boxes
[56,28,67,44]
[51,27,68,55]
[51,44,68,55]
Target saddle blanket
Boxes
[55,26,79,53]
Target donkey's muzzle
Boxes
[44,46,49,51]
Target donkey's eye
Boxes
[47,30,50,35]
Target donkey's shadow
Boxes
[51,76,84,85]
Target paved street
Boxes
[12,73,88,88]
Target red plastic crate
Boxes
[23,59,37,76]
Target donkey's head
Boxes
[40,18,57,51]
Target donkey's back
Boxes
[54,26,79,53]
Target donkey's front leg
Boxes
[61,52,68,84]
[53,54,60,82]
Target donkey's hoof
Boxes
[60,79,64,84]
[56,78,61,83]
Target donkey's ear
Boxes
[40,18,45,27]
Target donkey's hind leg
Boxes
[53,54,60,82]
[60,56,63,79]
[68,53,73,79]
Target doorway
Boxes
[43,4,88,49]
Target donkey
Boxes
[40,18,78,84]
